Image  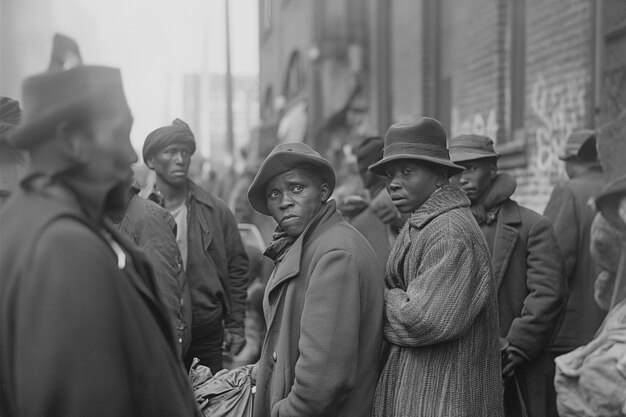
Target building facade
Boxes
[258,0,626,211]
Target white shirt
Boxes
[169,202,188,270]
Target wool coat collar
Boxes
[409,183,471,229]
[266,200,341,295]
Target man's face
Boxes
[79,109,137,210]
[384,160,443,213]
[358,161,378,191]
[451,158,496,204]
[147,143,192,187]
[265,168,330,238]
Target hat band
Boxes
[449,145,498,156]
[385,142,450,159]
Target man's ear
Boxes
[490,163,498,181]
[145,155,155,170]
[320,182,331,201]
[53,121,91,165]
[435,167,449,187]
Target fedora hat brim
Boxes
[369,153,465,176]
[248,148,336,216]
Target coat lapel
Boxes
[492,201,520,290]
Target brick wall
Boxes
[515,0,593,213]
[447,0,500,142]
[389,0,424,123]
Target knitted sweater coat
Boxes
[372,184,504,417]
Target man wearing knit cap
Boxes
[449,134,566,417]
[143,119,249,373]
[247,142,384,417]
[0,35,200,417]
[0,97,28,210]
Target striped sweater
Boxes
[373,184,504,417]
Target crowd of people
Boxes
[1,35,626,417]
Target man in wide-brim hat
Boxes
[247,142,384,417]
[370,118,504,417]
[0,35,200,417]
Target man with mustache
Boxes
[0,35,200,416]
[450,134,566,417]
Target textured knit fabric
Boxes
[373,183,503,417]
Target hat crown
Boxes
[561,129,595,159]
[385,117,447,151]
[271,142,322,158]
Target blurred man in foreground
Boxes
[0,35,200,416]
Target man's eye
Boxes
[268,191,280,199]
[293,185,303,193]
[402,169,413,176]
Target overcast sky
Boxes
[39,0,259,149]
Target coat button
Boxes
[272,352,278,362]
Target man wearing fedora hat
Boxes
[0,36,200,416]
[370,118,503,417]
[247,142,384,417]
[449,133,566,417]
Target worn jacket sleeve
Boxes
[506,217,567,359]
[272,250,361,417]
[543,184,578,284]
[384,228,494,347]
[222,205,249,333]
[14,220,145,417]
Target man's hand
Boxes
[502,348,525,380]
[224,328,246,355]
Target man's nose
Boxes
[278,193,294,209]
[388,180,401,192]
[172,152,184,164]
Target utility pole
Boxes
[224,0,235,172]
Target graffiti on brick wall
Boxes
[530,72,587,180]
[451,108,498,141]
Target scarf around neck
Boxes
[470,173,517,225]
[263,202,330,262]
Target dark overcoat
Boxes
[115,193,193,357]
[543,168,607,352]
[485,199,566,417]
[253,201,384,417]
[0,180,200,417]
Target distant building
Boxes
[165,73,259,170]
[258,0,626,211]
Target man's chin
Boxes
[104,179,132,217]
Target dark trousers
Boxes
[184,317,224,374]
